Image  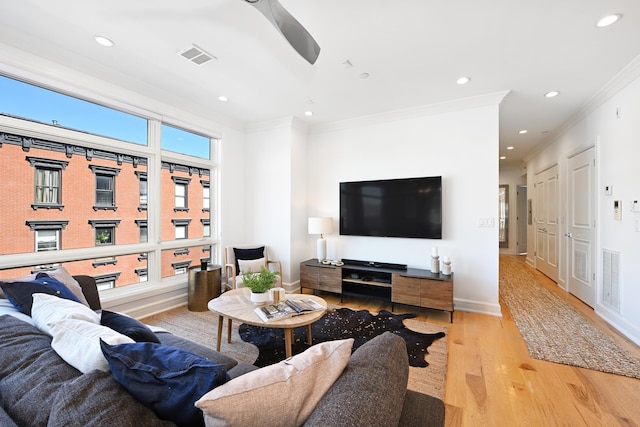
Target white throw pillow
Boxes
[49,319,134,373]
[195,338,354,427]
[238,258,266,275]
[32,293,100,336]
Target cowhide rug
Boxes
[239,307,445,368]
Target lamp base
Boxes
[317,238,327,262]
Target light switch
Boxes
[614,200,622,221]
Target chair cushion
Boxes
[101,340,229,427]
[195,338,353,427]
[232,246,265,274]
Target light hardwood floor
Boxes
[311,255,640,426]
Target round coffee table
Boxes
[208,287,327,358]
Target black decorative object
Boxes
[239,308,445,368]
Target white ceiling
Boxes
[1,0,640,167]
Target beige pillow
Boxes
[238,257,266,275]
[45,267,90,307]
[195,338,354,427]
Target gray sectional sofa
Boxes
[0,275,444,426]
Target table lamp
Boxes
[308,217,333,261]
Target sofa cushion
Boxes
[49,319,135,373]
[195,338,353,427]
[303,332,409,427]
[101,310,160,343]
[397,389,445,427]
[156,331,239,371]
[39,268,90,307]
[48,370,175,427]
[101,340,229,427]
[0,276,81,315]
[32,293,100,336]
[233,246,265,274]
[0,315,82,427]
[238,257,266,275]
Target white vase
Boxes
[250,291,269,304]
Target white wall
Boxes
[303,100,503,316]
[526,63,640,344]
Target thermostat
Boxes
[614,200,622,221]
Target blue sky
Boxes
[0,75,209,159]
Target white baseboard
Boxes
[595,305,640,346]
[454,298,503,317]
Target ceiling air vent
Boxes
[177,45,216,66]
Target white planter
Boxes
[250,291,270,304]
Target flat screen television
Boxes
[340,176,442,239]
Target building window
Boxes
[174,248,190,256]
[89,165,120,211]
[135,219,148,243]
[172,219,191,239]
[136,171,147,210]
[27,157,68,210]
[135,268,148,282]
[172,261,191,275]
[26,220,69,252]
[95,272,121,291]
[172,176,191,212]
[89,219,121,245]
[201,218,210,237]
[202,180,210,212]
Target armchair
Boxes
[224,245,282,291]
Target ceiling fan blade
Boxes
[245,0,320,64]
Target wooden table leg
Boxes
[284,328,293,359]
[307,324,313,345]
[227,318,233,343]
[216,315,224,352]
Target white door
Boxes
[567,147,596,307]
[534,165,559,281]
[516,185,528,254]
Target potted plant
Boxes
[242,266,280,303]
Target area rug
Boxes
[500,255,640,379]
[141,305,448,399]
[238,307,445,368]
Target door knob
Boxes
[565,232,573,238]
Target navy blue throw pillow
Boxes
[0,276,82,315]
[101,310,160,343]
[100,340,229,427]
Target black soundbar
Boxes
[341,258,407,271]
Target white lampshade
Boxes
[308,217,333,236]
[308,217,333,261]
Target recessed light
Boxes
[360,73,370,79]
[597,14,622,27]
[217,96,228,102]
[500,156,506,160]
[544,91,559,98]
[94,36,114,47]
[518,130,528,134]
[507,146,514,150]
[304,111,313,117]
[456,77,470,85]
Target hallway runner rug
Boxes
[500,255,640,379]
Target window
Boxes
[201,219,210,237]
[95,272,121,291]
[173,176,191,211]
[172,261,191,275]
[90,165,120,210]
[202,181,210,212]
[26,220,68,252]
[89,220,121,245]
[0,74,218,292]
[27,157,68,210]
[136,171,148,210]
[172,219,191,239]
[136,219,148,243]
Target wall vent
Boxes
[602,249,620,313]
[177,45,216,66]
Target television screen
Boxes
[340,176,442,239]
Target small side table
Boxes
[188,265,221,311]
